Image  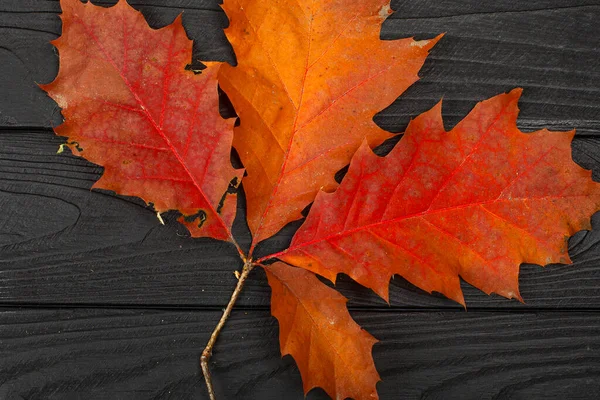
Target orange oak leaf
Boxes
[265,261,380,400]
[41,0,243,244]
[219,0,442,248]
[268,89,600,305]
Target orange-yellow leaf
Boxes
[265,261,380,400]
[219,0,441,247]
[41,0,242,242]
[274,89,600,305]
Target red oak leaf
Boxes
[39,1,600,399]
[265,261,380,400]
[219,0,441,249]
[271,89,600,305]
[41,0,243,244]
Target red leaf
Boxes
[265,262,380,399]
[219,0,441,248]
[41,0,242,243]
[273,89,600,305]
[39,2,600,399]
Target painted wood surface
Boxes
[1,1,599,399]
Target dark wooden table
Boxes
[2,1,600,399]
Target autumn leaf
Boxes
[265,261,380,400]
[269,89,600,305]
[40,0,243,244]
[219,0,442,248]
[39,1,600,400]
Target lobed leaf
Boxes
[265,261,380,400]
[277,89,600,305]
[219,0,441,247]
[42,0,243,242]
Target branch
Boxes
[201,260,255,400]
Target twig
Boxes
[201,260,255,400]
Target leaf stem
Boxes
[254,249,287,264]
[231,239,247,262]
[201,260,255,400]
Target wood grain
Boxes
[1,1,600,399]
[2,308,600,400]
[0,1,598,134]
[2,129,600,309]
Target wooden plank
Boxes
[0,1,599,134]
[1,307,600,399]
[380,0,600,136]
[2,129,600,309]
[2,1,599,399]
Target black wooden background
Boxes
[1,1,600,399]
